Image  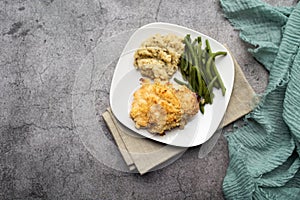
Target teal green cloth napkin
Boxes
[220,0,300,199]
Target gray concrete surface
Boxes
[1,0,297,199]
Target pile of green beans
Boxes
[175,34,227,113]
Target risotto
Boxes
[133,33,184,81]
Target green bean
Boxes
[197,37,203,68]
[184,35,199,68]
[176,35,228,113]
[185,34,191,44]
[203,82,211,104]
[205,89,214,104]
[188,53,193,82]
[182,54,189,72]
[180,53,185,72]
[210,51,227,95]
[197,36,202,44]
[208,76,218,92]
[189,66,199,95]
[192,38,197,47]
[201,50,209,76]
[205,55,214,81]
[190,67,196,91]
[174,78,193,91]
[199,104,205,114]
[213,51,227,57]
[174,77,186,85]
[211,62,220,89]
[195,67,203,96]
[212,61,226,96]
[205,51,227,82]
[205,39,213,56]
[204,45,210,62]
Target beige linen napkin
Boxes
[102,53,256,175]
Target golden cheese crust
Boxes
[130,78,199,135]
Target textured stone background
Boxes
[0,0,297,199]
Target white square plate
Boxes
[110,22,234,147]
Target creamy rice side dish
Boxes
[133,34,184,81]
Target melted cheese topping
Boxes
[130,79,182,134]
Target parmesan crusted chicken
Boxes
[130,78,199,135]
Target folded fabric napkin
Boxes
[102,52,255,175]
[220,0,300,199]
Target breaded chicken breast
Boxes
[130,78,199,135]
